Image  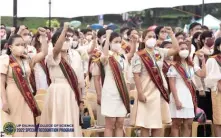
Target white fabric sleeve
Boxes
[205,58,221,89]
[131,54,142,73]
[193,55,204,91]
[46,49,61,66]
[0,55,9,74]
[167,66,177,78]
[157,47,169,58]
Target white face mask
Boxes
[145,38,156,48]
[72,41,78,49]
[179,50,189,59]
[111,43,121,52]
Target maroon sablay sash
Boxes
[172,63,197,108]
[59,57,80,105]
[29,70,37,95]
[39,59,51,86]
[121,41,130,54]
[162,60,171,93]
[162,61,170,79]
[9,56,41,117]
[213,54,221,67]
[109,56,130,113]
[137,49,169,103]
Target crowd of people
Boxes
[0,21,221,137]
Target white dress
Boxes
[100,52,128,117]
[78,43,91,74]
[38,51,82,137]
[131,47,170,128]
[34,61,48,90]
[68,48,85,90]
[167,65,200,118]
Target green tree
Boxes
[46,19,60,28]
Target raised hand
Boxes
[38,27,47,36]
[165,26,173,36]
[130,34,139,44]
[106,30,113,38]
[63,22,70,30]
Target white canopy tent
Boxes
[196,14,221,29]
[0,0,221,17]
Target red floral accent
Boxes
[155,53,161,61]
[10,63,19,67]
[16,68,21,72]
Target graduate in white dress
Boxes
[80,29,93,77]
[131,27,178,137]
[100,30,137,137]
[204,37,221,137]
[68,29,96,98]
[167,41,206,137]
[87,28,106,123]
[38,23,82,137]
[33,30,51,92]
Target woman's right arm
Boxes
[133,73,146,102]
[169,77,178,101]
[1,74,10,114]
[169,77,182,110]
[103,30,112,56]
[53,22,69,59]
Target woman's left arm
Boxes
[195,55,206,78]
[166,27,179,56]
[30,28,48,68]
[87,31,97,54]
[126,34,137,62]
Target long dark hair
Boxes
[192,32,202,51]
[212,37,221,56]
[33,31,42,51]
[6,34,23,55]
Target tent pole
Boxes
[13,0,17,27]
[201,0,204,25]
[49,0,51,29]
